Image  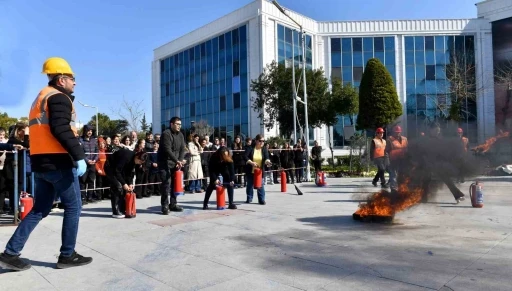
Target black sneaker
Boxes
[169,205,183,212]
[228,204,237,210]
[372,181,378,187]
[56,252,92,269]
[0,252,31,271]
[162,208,169,215]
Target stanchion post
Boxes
[23,150,27,192]
[13,151,19,225]
[31,172,35,200]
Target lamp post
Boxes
[272,0,311,182]
[78,101,99,137]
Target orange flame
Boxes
[355,178,424,218]
[472,131,509,154]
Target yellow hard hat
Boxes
[41,57,74,75]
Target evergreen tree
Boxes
[140,113,149,133]
[356,58,402,131]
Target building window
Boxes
[201,72,207,86]
[285,27,293,43]
[331,67,342,81]
[219,34,225,50]
[165,83,170,96]
[220,95,226,111]
[374,37,384,52]
[233,92,240,109]
[331,38,341,52]
[232,28,239,44]
[234,124,241,135]
[201,43,206,57]
[425,36,434,51]
[426,65,436,80]
[174,80,179,93]
[353,67,363,82]
[353,38,362,52]
[190,103,195,117]
[233,60,240,77]
[160,60,165,72]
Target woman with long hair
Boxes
[187,134,204,193]
[134,139,150,199]
[231,135,244,187]
[244,134,271,204]
[203,147,237,210]
[95,137,108,200]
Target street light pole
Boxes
[272,0,310,181]
[78,101,99,137]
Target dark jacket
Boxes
[5,136,30,180]
[280,148,295,167]
[157,128,185,169]
[208,153,236,184]
[269,148,280,167]
[80,126,98,163]
[231,144,245,166]
[311,146,322,161]
[243,146,270,175]
[145,139,155,153]
[107,148,135,186]
[148,152,159,174]
[0,143,14,151]
[30,85,85,172]
[293,145,304,163]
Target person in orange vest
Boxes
[457,127,469,183]
[370,127,388,188]
[386,125,408,191]
[0,57,92,271]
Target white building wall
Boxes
[248,15,263,138]
[477,0,512,22]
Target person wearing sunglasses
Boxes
[243,134,271,205]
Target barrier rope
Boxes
[79,166,308,192]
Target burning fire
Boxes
[354,178,424,218]
[472,131,509,154]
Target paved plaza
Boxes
[0,177,511,291]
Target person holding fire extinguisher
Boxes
[202,147,237,210]
[105,147,136,218]
[370,127,389,188]
[386,125,408,191]
[158,116,187,215]
[244,134,271,205]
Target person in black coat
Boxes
[231,136,245,188]
[243,134,271,205]
[280,142,295,184]
[202,147,237,210]
[105,147,138,218]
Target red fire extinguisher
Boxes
[174,170,184,196]
[253,168,262,189]
[280,170,287,192]
[216,185,226,210]
[469,181,484,208]
[315,171,327,187]
[20,192,33,220]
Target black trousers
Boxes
[148,171,161,195]
[109,177,125,215]
[372,157,386,184]
[80,164,96,200]
[285,164,295,183]
[313,160,322,172]
[201,164,209,190]
[272,165,279,183]
[203,182,234,206]
[135,167,148,198]
[294,161,303,182]
[160,168,178,209]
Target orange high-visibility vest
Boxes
[373,138,386,159]
[28,86,78,155]
[389,136,408,160]
[461,137,468,152]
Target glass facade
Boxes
[405,35,476,141]
[330,36,396,146]
[277,24,312,69]
[159,24,249,143]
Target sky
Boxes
[0,0,477,125]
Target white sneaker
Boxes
[112,214,125,219]
[456,196,465,204]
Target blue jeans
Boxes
[189,180,202,192]
[5,168,82,257]
[246,173,266,203]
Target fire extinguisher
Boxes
[315,171,327,187]
[20,192,34,220]
[253,168,262,189]
[280,170,287,192]
[174,170,184,196]
[469,181,484,208]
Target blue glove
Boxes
[77,159,87,177]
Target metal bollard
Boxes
[13,150,19,225]
[23,150,27,192]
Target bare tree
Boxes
[193,120,214,139]
[494,60,512,126]
[111,97,144,133]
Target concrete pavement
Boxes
[1,177,511,290]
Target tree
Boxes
[356,58,402,131]
[444,50,478,122]
[251,61,332,138]
[88,113,128,137]
[324,78,359,167]
[0,111,17,130]
[493,60,512,126]
[140,113,149,133]
[193,120,214,139]
[111,97,144,132]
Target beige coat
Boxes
[187,142,204,180]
